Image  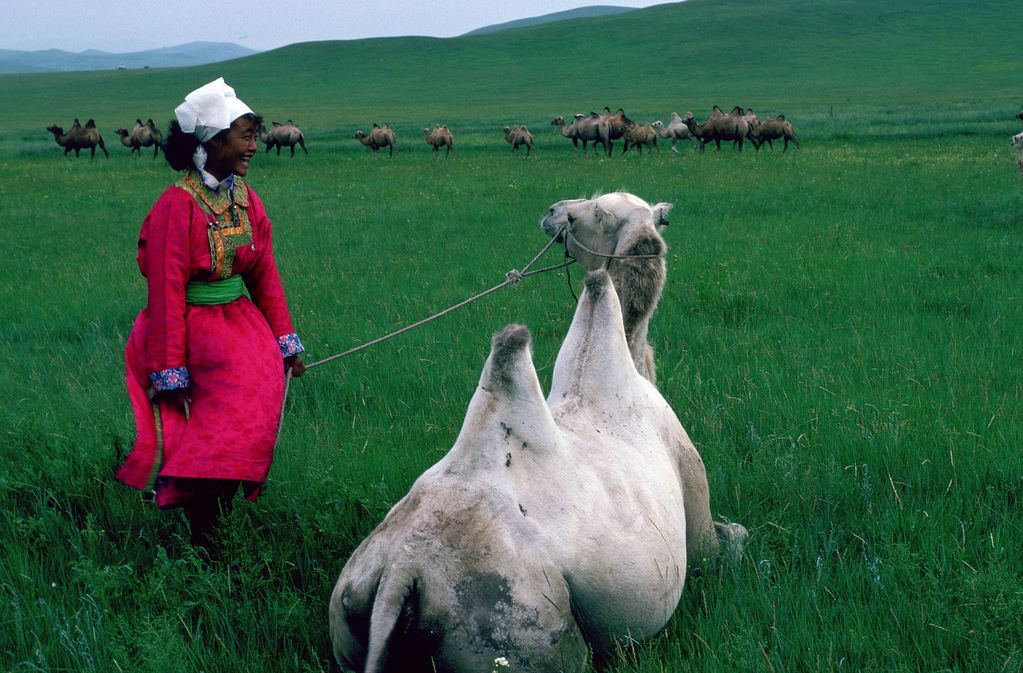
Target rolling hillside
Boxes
[3,0,1020,138]
[0,42,258,74]
[462,5,640,35]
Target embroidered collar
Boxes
[181,170,249,216]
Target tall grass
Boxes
[2,0,1023,669]
[2,132,1021,671]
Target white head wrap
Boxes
[174,77,253,189]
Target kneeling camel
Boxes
[329,193,747,673]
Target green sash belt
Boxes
[186,275,245,305]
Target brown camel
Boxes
[652,113,701,153]
[353,124,397,157]
[622,122,659,155]
[260,120,308,156]
[683,106,758,152]
[423,124,454,157]
[551,113,611,156]
[503,125,534,156]
[750,115,800,152]
[116,118,162,158]
[46,118,108,158]
[599,106,633,154]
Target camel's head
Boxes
[540,193,672,271]
[551,115,566,126]
[352,130,365,139]
[46,125,63,136]
[1012,132,1023,151]
[116,128,130,137]
[651,120,664,131]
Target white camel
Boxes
[329,214,747,673]
[541,191,670,384]
[653,112,702,153]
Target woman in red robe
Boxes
[117,78,305,549]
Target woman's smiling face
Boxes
[204,116,259,180]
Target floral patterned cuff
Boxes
[278,333,304,358]
[149,367,191,391]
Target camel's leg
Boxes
[676,441,748,568]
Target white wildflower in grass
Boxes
[492,656,510,672]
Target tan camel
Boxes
[46,118,108,158]
[423,124,454,157]
[750,115,800,152]
[652,113,702,153]
[503,125,534,155]
[622,122,659,155]
[551,113,611,156]
[683,106,758,152]
[353,124,397,157]
[116,118,162,158]
[260,120,308,156]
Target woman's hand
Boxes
[151,388,191,417]
[285,355,306,378]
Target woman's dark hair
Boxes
[163,119,200,171]
[163,112,263,171]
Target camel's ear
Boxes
[651,203,673,231]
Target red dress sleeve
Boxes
[137,187,195,378]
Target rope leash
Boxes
[273,229,573,446]
[564,229,663,260]
[273,225,666,445]
[304,228,571,371]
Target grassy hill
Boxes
[0,42,258,75]
[3,0,1021,142]
[462,4,640,36]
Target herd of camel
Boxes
[353,106,800,158]
[44,117,309,159]
[45,105,801,159]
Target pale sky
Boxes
[4,1,664,53]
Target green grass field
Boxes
[2,0,1022,671]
